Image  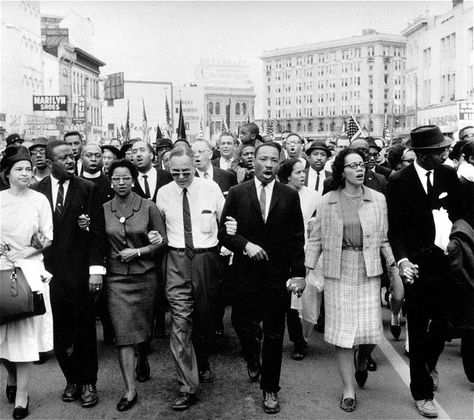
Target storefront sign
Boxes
[33,96,68,111]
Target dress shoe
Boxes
[136,354,151,382]
[367,355,377,372]
[62,383,80,402]
[263,391,280,414]
[415,399,438,418]
[390,313,402,340]
[199,369,214,383]
[172,392,197,411]
[6,384,16,403]
[81,384,98,408]
[247,357,261,382]
[354,351,368,388]
[430,369,439,392]
[340,394,356,412]
[13,397,29,420]
[116,392,138,412]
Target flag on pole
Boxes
[165,95,172,137]
[382,114,390,142]
[259,120,265,135]
[142,99,150,143]
[177,99,186,139]
[340,122,346,135]
[247,114,250,124]
[225,98,231,133]
[123,100,130,143]
[156,123,163,141]
[116,127,121,140]
[346,114,362,141]
[222,118,229,133]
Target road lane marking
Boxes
[379,336,452,420]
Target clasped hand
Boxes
[287,277,306,297]
[399,260,419,284]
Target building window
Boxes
[235,103,240,115]
[215,102,221,115]
[369,75,373,85]
[242,103,247,114]
[208,102,214,115]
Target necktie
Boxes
[426,171,433,198]
[182,188,195,258]
[315,171,321,191]
[259,184,266,222]
[55,180,64,217]
[142,175,151,199]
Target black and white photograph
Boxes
[1,0,473,418]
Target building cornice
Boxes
[261,32,406,60]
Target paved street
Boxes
[1,307,473,420]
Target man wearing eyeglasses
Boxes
[156,146,225,411]
[366,138,392,180]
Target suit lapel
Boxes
[62,176,77,216]
[268,182,282,219]
[248,181,262,217]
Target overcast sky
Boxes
[41,0,457,117]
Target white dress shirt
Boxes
[50,175,70,209]
[138,167,157,199]
[197,165,214,180]
[414,160,433,195]
[219,157,233,171]
[307,167,326,196]
[157,177,225,248]
[254,178,275,222]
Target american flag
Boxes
[123,100,130,143]
[382,114,390,142]
[346,114,362,141]
[165,95,172,137]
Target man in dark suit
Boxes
[387,125,464,419]
[366,137,392,180]
[192,139,237,197]
[211,132,238,171]
[219,142,306,414]
[80,143,115,345]
[304,140,332,197]
[131,141,173,202]
[32,140,106,408]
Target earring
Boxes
[132,183,135,187]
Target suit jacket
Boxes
[305,187,395,279]
[218,180,305,292]
[387,164,464,262]
[81,173,114,204]
[31,176,107,292]
[375,164,392,180]
[323,170,387,195]
[195,166,237,196]
[132,167,173,203]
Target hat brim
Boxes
[406,137,452,150]
[306,147,331,157]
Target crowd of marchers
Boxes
[0,123,473,419]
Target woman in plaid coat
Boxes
[305,148,395,413]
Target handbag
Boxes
[0,265,46,325]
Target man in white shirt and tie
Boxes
[212,132,237,171]
[304,140,331,197]
[157,146,225,411]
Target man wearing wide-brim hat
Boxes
[304,140,332,195]
[386,125,465,419]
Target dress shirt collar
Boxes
[197,165,214,179]
[82,170,101,179]
[50,174,70,188]
[139,166,154,177]
[254,177,275,191]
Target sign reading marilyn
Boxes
[33,95,68,111]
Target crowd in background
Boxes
[0,122,473,419]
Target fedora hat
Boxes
[306,140,331,157]
[406,125,452,150]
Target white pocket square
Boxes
[438,192,448,199]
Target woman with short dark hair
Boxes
[103,159,166,412]
[305,148,396,412]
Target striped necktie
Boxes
[182,188,195,258]
[55,180,64,217]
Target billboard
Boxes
[33,95,67,111]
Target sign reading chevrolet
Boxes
[33,95,68,111]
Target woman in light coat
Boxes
[305,148,396,412]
